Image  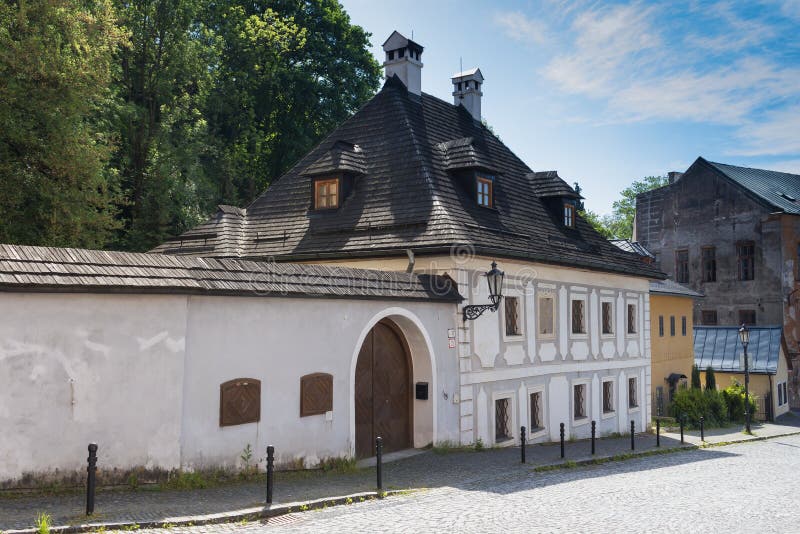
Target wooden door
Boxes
[355,322,411,458]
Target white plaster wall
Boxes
[0,293,187,484]
[181,296,458,470]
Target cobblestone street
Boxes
[129,434,800,534]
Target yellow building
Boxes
[650,280,702,416]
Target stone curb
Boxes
[4,491,404,534]
[7,429,800,533]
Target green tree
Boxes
[0,0,124,247]
[588,175,668,239]
[204,0,381,205]
[705,366,717,391]
[110,0,217,250]
[691,364,702,390]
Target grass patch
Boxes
[532,445,698,473]
[35,512,51,534]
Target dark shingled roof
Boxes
[705,159,800,215]
[0,244,461,302]
[694,326,784,374]
[151,76,664,280]
[527,171,582,199]
[305,140,367,176]
[649,279,704,298]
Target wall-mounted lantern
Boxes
[463,261,504,321]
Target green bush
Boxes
[670,387,728,428]
[721,380,758,423]
[691,365,702,389]
[705,367,716,391]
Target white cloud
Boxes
[515,1,800,157]
[493,11,548,44]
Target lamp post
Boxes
[739,323,751,433]
[462,261,504,321]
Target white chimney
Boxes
[382,31,423,95]
[451,68,484,121]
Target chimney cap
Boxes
[451,68,484,82]
[382,30,424,53]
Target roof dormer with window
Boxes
[305,140,366,212]
[528,171,584,230]
[439,137,499,209]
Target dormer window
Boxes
[563,203,575,227]
[314,177,340,210]
[477,175,493,208]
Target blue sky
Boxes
[340,0,800,215]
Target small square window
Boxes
[477,175,493,208]
[539,296,555,336]
[530,392,543,431]
[601,302,614,335]
[702,310,718,325]
[571,299,586,334]
[628,377,638,408]
[627,304,637,334]
[573,384,587,419]
[603,381,614,414]
[314,178,339,210]
[738,310,756,325]
[505,297,521,336]
[563,203,575,227]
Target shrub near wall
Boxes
[670,388,728,428]
[721,381,758,422]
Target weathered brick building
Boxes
[634,157,800,408]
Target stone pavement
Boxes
[136,432,800,534]
[2,413,799,532]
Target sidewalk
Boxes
[3,414,799,533]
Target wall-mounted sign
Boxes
[447,329,456,339]
[448,338,456,349]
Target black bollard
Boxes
[700,417,705,442]
[630,420,635,451]
[656,419,661,447]
[266,445,275,504]
[520,426,526,464]
[376,437,383,493]
[680,414,685,444]
[86,443,98,516]
[560,423,565,458]
[591,420,596,455]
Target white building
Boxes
[0,31,662,488]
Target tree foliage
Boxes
[705,366,717,391]
[585,175,668,240]
[691,364,702,390]
[1,0,381,250]
[0,0,125,247]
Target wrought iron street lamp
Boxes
[463,261,504,321]
[739,323,751,433]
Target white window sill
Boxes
[526,427,547,440]
[569,333,589,339]
[628,406,640,414]
[572,416,590,427]
[600,333,615,339]
[601,410,616,420]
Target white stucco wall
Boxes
[0,293,187,485]
[0,291,458,485]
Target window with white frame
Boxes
[571,298,586,335]
[602,380,614,414]
[601,301,614,335]
[628,377,638,408]
[529,391,544,431]
[627,303,637,334]
[495,397,512,442]
[538,295,555,336]
[573,383,587,419]
[778,381,787,406]
[504,296,521,336]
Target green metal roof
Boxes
[707,160,800,215]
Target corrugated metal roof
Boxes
[694,326,783,374]
[707,160,800,215]
[0,244,462,302]
[649,279,704,298]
